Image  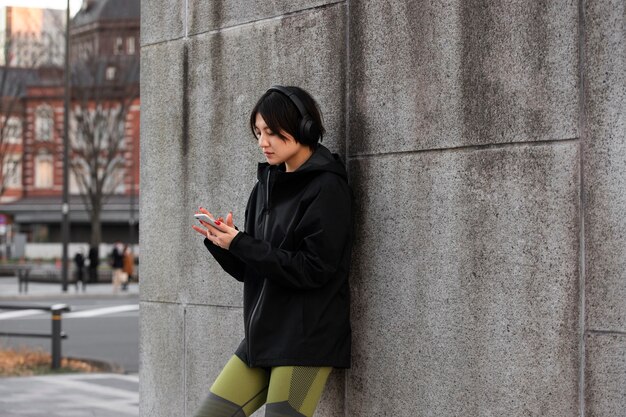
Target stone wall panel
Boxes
[347,143,580,415]
[349,0,579,156]
[139,302,185,417]
[140,40,188,304]
[585,334,626,417]
[583,0,626,333]
[141,0,184,45]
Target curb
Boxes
[0,292,139,302]
[66,356,126,374]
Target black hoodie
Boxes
[204,144,353,368]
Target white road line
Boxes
[0,309,45,320]
[64,304,139,319]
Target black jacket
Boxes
[204,144,353,368]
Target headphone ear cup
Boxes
[301,116,320,143]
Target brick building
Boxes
[0,0,140,249]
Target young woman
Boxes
[191,86,353,417]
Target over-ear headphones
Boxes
[267,85,321,143]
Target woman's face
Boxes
[253,113,310,171]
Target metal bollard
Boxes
[50,304,70,369]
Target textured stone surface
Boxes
[140,0,184,45]
[586,334,626,417]
[186,2,347,160]
[583,0,626,333]
[185,305,245,416]
[139,302,184,417]
[188,0,341,35]
[314,370,345,417]
[139,40,188,304]
[348,0,579,156]
[347,143,580,416]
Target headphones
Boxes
[267,85,321,143]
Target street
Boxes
[0,295,139,373]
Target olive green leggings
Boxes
[193,355,332,417]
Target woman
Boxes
[191,86,353,417]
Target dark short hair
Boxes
[249,86,325,149]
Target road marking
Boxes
[64,304,139,318]
[0,309,44,320]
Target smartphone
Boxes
[194,213,220,228]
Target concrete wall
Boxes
[139,1,625,416]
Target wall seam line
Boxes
[185,0,189,39]
[184,1,345,39]
[348,137,581,160]
[343,0,350,416]
[139,299,243,309]
[183,304,188,417]
[141,36,186,48]
[587,330,626,337]
[577,0,588,416]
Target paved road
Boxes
[0,295,139,373]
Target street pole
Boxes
[61,0,70,292]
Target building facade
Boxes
[0,6,65,68]
[0,0,140,248]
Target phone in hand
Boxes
[194,213,220,228]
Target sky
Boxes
[0,0,82,16]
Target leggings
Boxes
[193,355,332,417]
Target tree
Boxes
[69,53,139,247]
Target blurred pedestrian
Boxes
[122,245,134,291]
[73,250,86,292]
[88,246,99,283]
[111,242,124,293]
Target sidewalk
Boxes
[0,373,139,416]
[0,276,139,301]
[0,277,140,416]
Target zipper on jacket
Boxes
[247,170,271,363]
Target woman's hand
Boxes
[191,207,239,250]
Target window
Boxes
[34,153,53,188]
[35,105,54,141]
[127,37,135,55]
[4,117,22,144]
[70,160,88,194]
[2,155,21,188]
[105,66,116,81]
[103,158,126,195]
[115,37,123,55]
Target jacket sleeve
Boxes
[228,176,352,290]
[203,238,245,282]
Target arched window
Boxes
[2,155,21,188]
[5,116,22,144]
[35,104,54,141]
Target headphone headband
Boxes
[266,85,321,143]
[267,85,309,119]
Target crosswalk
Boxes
[0,304,139,320]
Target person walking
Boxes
[88,246,99,283]
[122,244,134,291]
[110,242,124,293]
[191,86,353,417]
[73,250,86,292]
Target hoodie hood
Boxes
[257,144,348,182]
